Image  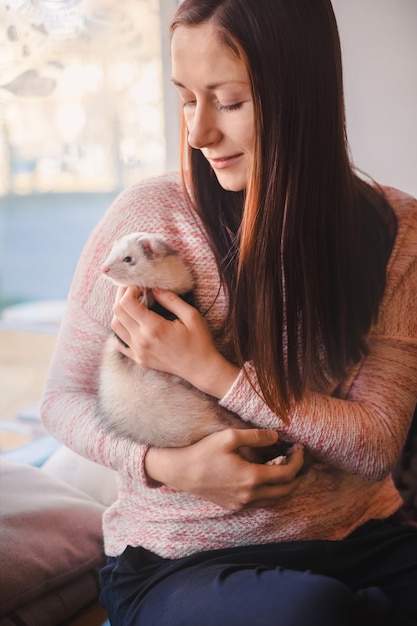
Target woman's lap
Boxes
[99,519,417,626]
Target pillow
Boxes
[0,572,100,626]
[0,457,106,623]
[42,446,118,507]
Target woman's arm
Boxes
[144,428,305,511]
[221,259,417,481]
[40,288,150,480]
[40,178,189,479]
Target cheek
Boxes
[245,127,255,153]
[232,115,254,152]
[238,126,255,154]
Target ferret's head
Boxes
[101,232,194,293]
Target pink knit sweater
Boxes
[41,174,417,559]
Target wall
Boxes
[331,0,417,196]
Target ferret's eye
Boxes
[123,256,132,263]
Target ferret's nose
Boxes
[101,266,110,274]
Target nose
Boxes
[187,104,220,150]
[101,266,110,274]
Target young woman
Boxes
[41,1,417,624]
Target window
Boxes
[0,0,179,195]
[0,0,180,312]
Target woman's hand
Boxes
[145,429,305,511]
[111,286,239,397]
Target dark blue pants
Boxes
[99,519,417,626]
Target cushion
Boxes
[42,445,118,507]
[0,457,106,624]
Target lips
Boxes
[206,154,243,169]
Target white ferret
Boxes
[97,232,287,464]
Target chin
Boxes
[214,172,247,193]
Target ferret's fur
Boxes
[98,232,286,464]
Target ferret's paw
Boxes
[266,455,287,466]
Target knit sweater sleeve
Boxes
[220,189,417,481]
[40,175,190,481]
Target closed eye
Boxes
[218,102,244,112]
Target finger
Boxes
[115,285,127,297]
[152,288,195,322]
[262,447,305,484]
[111,316,131,348]
[114,333,130,351]
[114,285,128,303]
[115,290,148,322]
[246,476,304,509]
[119,285,143,311]
[124,285,142,299]
[223,428,279,452]
[229,468,304,511]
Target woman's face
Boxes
[171,22,254,192]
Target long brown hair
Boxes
[171,0,397,421]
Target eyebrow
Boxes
[171,78,248,90]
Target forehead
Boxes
[171,22,249,89]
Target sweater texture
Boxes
[41,173,417,559]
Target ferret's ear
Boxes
[140,237,174,260]
[140,238,155,260]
